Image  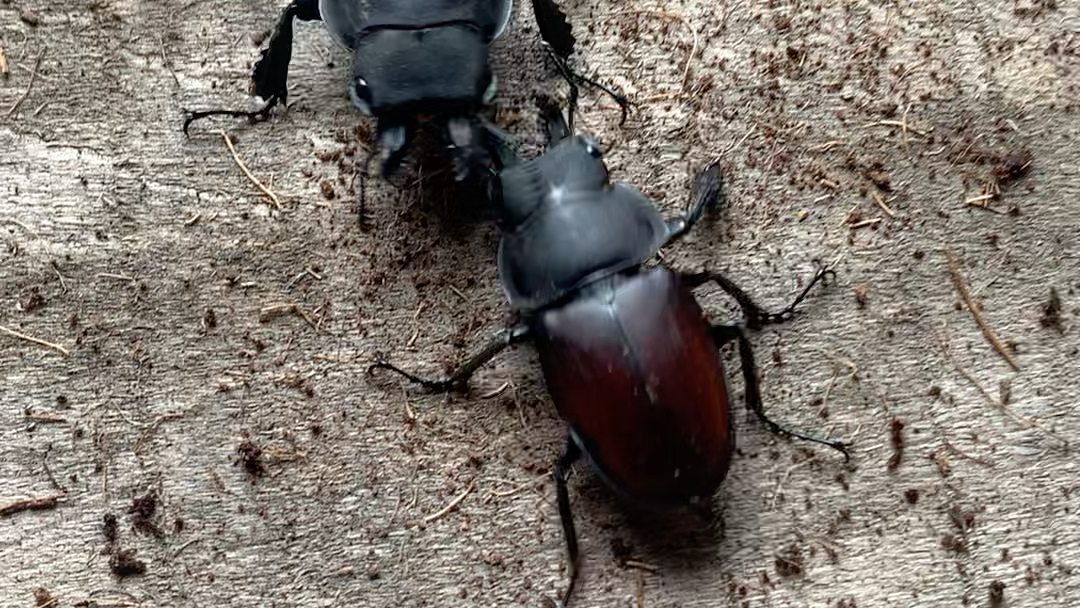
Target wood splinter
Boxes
[220,130,282,209]
[946,249,1020,371]
[0,494,63,517]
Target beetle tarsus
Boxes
[367,358,459,393]
[369,326,531,393]
[182,98,280,136]
[555,437,582,607]
[544,46,629,130]
[722,329,850,460]
[681,264,833,330]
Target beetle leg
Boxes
[681,265,833,330]
[183,0,322,133]
[711,325,850,459]
[367,325,531,393]
[555,437,583,607]
[663,160,723,246]
[543,46,630,130]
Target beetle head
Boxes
[494,134,609,229]
[349,25,494,177]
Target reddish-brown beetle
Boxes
[372,109,849,604]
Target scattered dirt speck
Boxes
[33,587,54,607]
[887,417,904,472]
[109,548,147,576]
[129,491,163,538]
[989,580,1006,608]
[775,543,805,577]
[102,512,118,544]
[1040,287,1063,331]
[237,440,267,481]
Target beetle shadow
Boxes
[381,130,496,239]
[570,473,727,579]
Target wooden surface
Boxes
[2,1,1078,606]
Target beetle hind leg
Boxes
[710,324,850,460]
[555,437,583,607]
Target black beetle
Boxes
[184,0,626,179]
[371,108,849,604]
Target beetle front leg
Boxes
[663,160,723,246]
[709,324,849,459]
[367,325,531,393]
[532,0,628,128]
[183,0,322,133]
[250,0,322,107]
[554,437,583,607]
[682,265,834,330]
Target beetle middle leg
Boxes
[711,325,849,459]
[184,0,322,133]
[555,437,583,607]
[367,325,531,392]
[683,265,835,330]
[663,160,723,246]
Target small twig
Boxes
[624,560,660,573]
[25,412,67,424]
[811,140,844,152]
[159,35,180,87]
[0,494,62,517]
[421,482,475,524]
[219,130,282,209]
[871,190,895,218]
[449,285,468,302]
[723,123,757,155]
[479,382,510,399]
[4,46,45,118]
[864,119,930,137]
[945,250,1020,371]
[0,324,69,355]
[97,272,134,281]
[949,355,1064,446]
[172,537,202,558]
[849,218,882,229]
[0,45,8,77]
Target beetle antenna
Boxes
[354,151,376,230]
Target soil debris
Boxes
[887,417,905,472]
[33,587,56,608]
[103,512,118,543]
[1040,287,1063,331]
[129,491,163,537]
[775,542,805,577]
[109,548,147,576]
[237,440,267,481]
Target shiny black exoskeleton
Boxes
[372,109,849,604]
[185,0,625,179]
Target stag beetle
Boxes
[184,0,626,179]
[371,108,849,604]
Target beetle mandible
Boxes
[371,107,850,604]
[184,0,626,179]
